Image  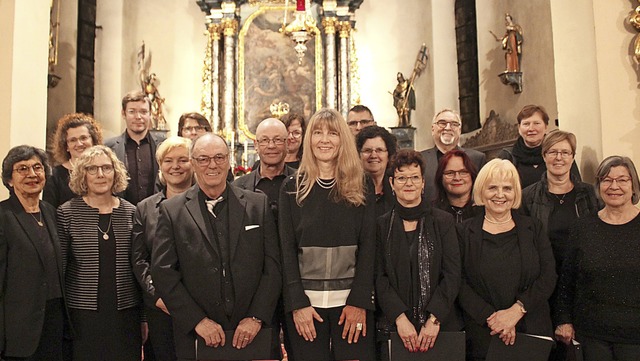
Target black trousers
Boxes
[579,334,640,361]
[5,298,64,361]
[146,305,177,361]
[284,306,375,361]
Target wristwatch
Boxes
[429,314,440,326]
[251,316,263,325]
[516,300,527,314]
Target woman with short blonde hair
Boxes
[279,108,376,361]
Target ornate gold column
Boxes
[338,20,351,118]
[322,17,338,110]
[201,21,222,132]
[221,18,238,143]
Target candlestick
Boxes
[296,0,305,11]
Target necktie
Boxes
[205,196,224,218]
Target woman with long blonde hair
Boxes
[279,108,376,361]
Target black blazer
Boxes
[151,184,281,359]
[131,191,166,309]
[232,164,297,193]
[456,213,556,354]
[420,146,486,202]
[0,196,65,357]
[375,206,462,330]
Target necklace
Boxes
[97,214,112,240]
[29,212,43,227]
[552,192,567,204]
[484,215,513,225]
[316,177,337,189]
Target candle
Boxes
[296,0,304,11]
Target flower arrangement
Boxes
[233,165,252,177]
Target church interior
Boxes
[1,0,639,199]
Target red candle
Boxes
[296,0,305,11]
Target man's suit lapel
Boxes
[184,186,218,257]
[228,186,247,262]
[114,134,127,168]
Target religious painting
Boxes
[238,5,323,139]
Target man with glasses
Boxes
[421,109,486,201]
[152,133,281,360]
[347,105,376,136]
[106,90,165,204]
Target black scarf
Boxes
[395,197,429,221]
[511,136,544,166]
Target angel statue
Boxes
[137,42,167,130]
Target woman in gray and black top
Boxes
[58,145,141,361]
[279,108,376,361]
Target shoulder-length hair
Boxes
[69,145,129,196]
[281,112,307,160]
[156,136,192,186]
[52,113,103,164]
[176,112,212,137]
[2,145,51,190]
[434,149,478,206]
[473,158,522,209]
[296,108,365,206]
[595,155,640,205]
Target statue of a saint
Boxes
[137,42,167,130]
[393,72,416,128]
[492,13,523,73]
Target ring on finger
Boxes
[356,322,363,331]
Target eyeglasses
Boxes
[13,163,45,176]
[347,119,374,128]
[182,126,207,134]
[288,130,303,139]
[443,170,470,179]
[67,135,91,145]
[85,164,114,175]
[434,120,461,129]
[193,154,228,166]
[600,177,632,187]
[545,150,574,159]
[361,147,387,156]
[394,175,422,185]
[257,137,286,147]
[125,109,150,117]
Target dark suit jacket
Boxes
[375,206,462,331]
[456,212,556,358]
[0,196,65,357]
[232,164,296,194]
[105,130,165,202]
[151,184,281,359]
[420,146,486,202]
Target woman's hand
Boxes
[338,305,367,343]
[499,326,517,345]
[292,306,323,342]
[487,303,524,336]
[555,323,575,345]
[417,318,440,351]
[396,314,418,352]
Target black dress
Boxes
[43,165,76,208]
[70,214,141,361]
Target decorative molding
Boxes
[462,110,519,158]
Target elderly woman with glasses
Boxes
[176,112,212,141]
[555,156,640,361]
[132,136,193,361]
[433,149,480,223]
[457,159,556,361]
[356,126,398,217]
[0,145,66,360]
[57,145,141,360]
[281,112,306,169]
[44,113,103,208]
[374,149,461,360]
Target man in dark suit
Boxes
[151,133,281,361]
[105,90,164,205]
[421,109,486,201]
[233,118,295,224]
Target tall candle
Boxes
[296,0,305,11]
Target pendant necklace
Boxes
[553,193,567,205]
[97,214,112,241]
[30,212,44,227]
[316,177,337,189]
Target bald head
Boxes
[256,118,288,139]
[255,118,288,169]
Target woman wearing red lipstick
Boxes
[374,149,461,360]
[555,156,640,361]
[433,149,480,223]
[457,159,556,361]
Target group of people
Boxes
[0,94,637,361]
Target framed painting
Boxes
[238,5,323,140]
